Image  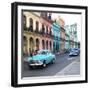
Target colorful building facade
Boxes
[40,12,53,51]
[52,21,60,53]
[56,17,65,52]
[22,11,79,55]
[23,12,53,55]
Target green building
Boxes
[65,25,70,49]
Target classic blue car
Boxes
[28,50,56,68]
[69,48,80,56]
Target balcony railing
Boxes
[61,27,65,31]
[60,37,65,41]
[69,40,74,43]
[53,36,60,40]
[24,28,54,38]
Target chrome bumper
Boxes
[29,63,43,66]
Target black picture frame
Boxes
[11,2,88,87]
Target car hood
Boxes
[28,54,46,61]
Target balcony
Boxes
[60,37,65,41]
[23,27,54,39]
[34,30,40,34]
[28,26,33,32]
[42,33,54,38]
[61,27,65,32]
[53,36,60,41]
[69,40,74,43]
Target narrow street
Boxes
[22,53,80,77]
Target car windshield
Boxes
[71,48,76,51]
[70,48,79,52]
[38,51,48,55]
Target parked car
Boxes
[28,50,56,68]
[69,48,80,56]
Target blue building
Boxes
[52,21,60,53]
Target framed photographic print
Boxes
[11,2,88,87]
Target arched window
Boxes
[36,21,39,32]
[46,40,48,50]
[36,38,39,50]
[46,26,48,34]
[50,41,52,50]
[42,24,45,34]
[29,18,33,31]
[42,40,45,49]
[50,29,52,35]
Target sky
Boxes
[51,13,81,42]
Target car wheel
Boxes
[42,61,46,68]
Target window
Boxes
[46,26,48,34]
[50,41,52,50]
[36,21,39,32]
[36,38,39,50]
[42,24,45,33]
[29,18,33,31]
[46,40,48,49]
[50,28,52,35]
[42,40,45,49]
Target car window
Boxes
[71,49,74,51]
[38,51,47,54]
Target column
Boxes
[39,39,42,50]
[27,36,30,55]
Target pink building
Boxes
[40,12,53,51]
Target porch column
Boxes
[27,36,30,55]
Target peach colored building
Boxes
[40,12,53,51]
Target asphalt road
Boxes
[22,53,80,77]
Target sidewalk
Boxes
[55,59,80,76]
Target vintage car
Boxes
[28,50,56,68]
[69,48,80,56]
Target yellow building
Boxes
[22,11,53,55]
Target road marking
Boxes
[67,57,73,60]
[67,57,78,60]
[55,61,80,76]
[67,57,76,60]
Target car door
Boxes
[45,51,50,64]
[48,52,53,63]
